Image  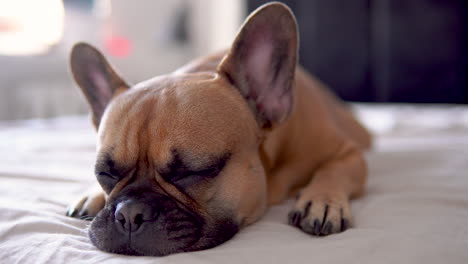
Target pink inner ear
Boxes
[243,30,291,121]
[89,65,112,109]
[245,33,274,93]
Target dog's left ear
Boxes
[218,2,298,129]
[70,43,129,128]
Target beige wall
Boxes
[0,0,245,120]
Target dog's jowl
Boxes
[67,2,371,256]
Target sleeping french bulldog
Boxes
[66,2,371,256]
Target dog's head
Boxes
[70,2,298,256]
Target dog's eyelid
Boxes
[98,171,109,176]
[94,154,130,178]
[97,171,118,179]
[163,152,231,182]
[187,166,219,177]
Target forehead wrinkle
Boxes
[146,83,182,164]
[133,87,206,211]
[98,88,149,165]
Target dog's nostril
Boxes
[134,213,143,226]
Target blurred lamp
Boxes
[0,0,64,55]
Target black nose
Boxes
[114,200,157,233]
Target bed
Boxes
[1,105,467,263]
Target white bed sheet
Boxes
[1,105,468,264]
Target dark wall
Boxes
[248,0,467,103]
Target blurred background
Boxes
[0,0,466,121]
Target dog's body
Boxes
[67,3,371,256]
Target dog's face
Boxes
[70,3,297,256]
[89,74,268,255]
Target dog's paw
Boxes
[66,191,106,221]
[288,194,352,236]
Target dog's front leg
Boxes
[288,144,367,236]
[66,183,107,220]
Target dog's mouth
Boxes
[90,215,202,256]
[88,200,202,256]
[87,193,239,256]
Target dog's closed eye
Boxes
[159,151,231,187]
[98,171,118,179]
[95,171,120,193]
[162,166,220,184]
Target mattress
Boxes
[1,105,467,264]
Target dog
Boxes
[66,2,371,256]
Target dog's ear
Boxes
[218,2,298,129]
[70,43,129,128]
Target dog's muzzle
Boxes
[88,189,204,256]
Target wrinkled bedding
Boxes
[1,105,467,264]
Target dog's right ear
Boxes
[70,43,129,128]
